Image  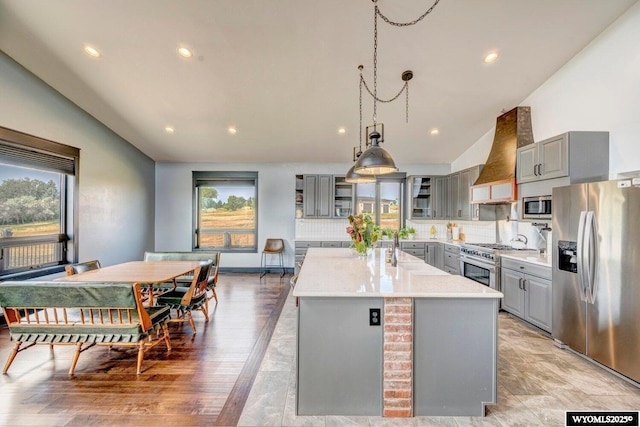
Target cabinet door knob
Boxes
[522,279,527,291]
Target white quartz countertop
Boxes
[293,248,503,299]
[500,252,552,267]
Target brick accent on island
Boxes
[383,297,413,417]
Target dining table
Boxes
[56,260,203,304]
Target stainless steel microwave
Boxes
[522,195,552,219]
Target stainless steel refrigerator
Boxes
[553,179,640,383]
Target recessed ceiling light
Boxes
[84,45,101,58]
[484,52,498,64]
[164,126,175,134]
[177,47,193,59]
[227,126,237,135]
[430,129,440,136]
[338,127,347,135]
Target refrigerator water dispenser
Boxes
[558,240,577,273]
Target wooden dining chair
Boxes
[64,260,102,276]
[156,260,213,334]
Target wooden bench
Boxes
[0,281,172,376]
[143,251,220,303]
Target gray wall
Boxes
[0,51,155,267]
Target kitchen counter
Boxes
[295,247,501,418]
[293,247,502,298]
[500,251,551,267]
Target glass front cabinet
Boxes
[409,176,433,219]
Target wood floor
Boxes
[0,273,289,427]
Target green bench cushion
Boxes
[156,288,207,311]
[0,282,171,344]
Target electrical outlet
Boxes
[369,308,381,326]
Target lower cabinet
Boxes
[500,257,552,333]
[400,241,425,261]
[443,244,460,275]
[425,242,444,270]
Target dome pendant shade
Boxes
[353,130,398,175]
[345,163,376,183]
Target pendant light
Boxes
[353,0,399,176]
[345,66,376,184]
[353,0,439,176]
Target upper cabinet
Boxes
[450,165,483,220]
[333,176,354,218]
[296,175,354,219]
[409,165,483,220]
[409,176,433,219]
[433,175,450,219]
[303,174,333,218]
[517,131,609,184]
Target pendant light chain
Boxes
[405,81,409,123]
[350,0,440,176]
[358,66,364,153]
[376,0,441,27]
[373,1,378,125]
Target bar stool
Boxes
[260,238,285,278]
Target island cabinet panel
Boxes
[414,298,498,416]
[297,297,383,416]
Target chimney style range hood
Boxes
[470,106,533,204]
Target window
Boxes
[355,173,405,230]
[193,171,258,252]
[0,126,79,277]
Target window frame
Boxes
[192,171,258,253]
[355,172,406,228]
[0,126,79,279]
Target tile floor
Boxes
[238,289,640,426]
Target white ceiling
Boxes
[0,0,636,165]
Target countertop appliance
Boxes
[522,195,552,219]
[553,179,640,383]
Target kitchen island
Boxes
[293,247,503,417]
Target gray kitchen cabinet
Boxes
[449,172,460,220]
[517,131,609,184]
[443,244,460,275]
[501,268,526,317]
[303,175,333,218]
[425,242,437,267]
[425,242,444,270]
[500,257,552,333]
[333,176,354,218]
[450,165,483,220]
[408,176,434,219]
[401,241,425,261]
[433,176,450,219]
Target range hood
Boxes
[470,106,533,204]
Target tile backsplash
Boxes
[295,217,550,250]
